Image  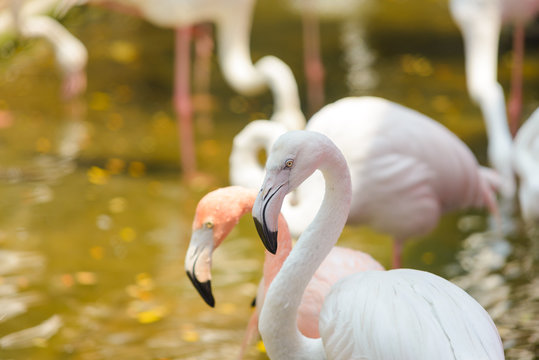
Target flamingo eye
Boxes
[204,221,214,229]
[284,159,294,169]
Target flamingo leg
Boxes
[392,238,403,269]
[174,26,196,177]
[237,310,259,360]
[508,21,525,137]
[193,23,214,132]
[301,3,325,115]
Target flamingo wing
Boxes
[319,269,504,360]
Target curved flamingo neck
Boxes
[450,0,515,198]
[254,56,306,130]
[259,141,352,360]
[229,120,287,189]
[215,0,266,95]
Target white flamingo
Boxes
[252,130,505,359]
[51,0,306,175]
[449,0,539,200]
[231,96,499,267]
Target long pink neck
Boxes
[262,216,292,293]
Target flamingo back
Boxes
[307,97,493,239]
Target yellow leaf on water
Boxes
[106,158,126,174]
[120,227,136,242]
[135,273,153,288]
[109,41,138,64]
[136,306,166,324]
[256,340,266,353]
[90,246,104,260]
[181,329,199,343]
[60,273,74,288]
[128,161,146,178]
[76,272,97,285]
[87,166,109,185]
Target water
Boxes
[0,0,538,359]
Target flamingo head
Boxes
[253,131,331,254]
[185,187,257,307]
[185,222,215,307]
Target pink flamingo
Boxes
[230,97,500,267]
[252,130,505,359]
[0,0,88,99]
[184,186,383,358]
[450,0,539,200]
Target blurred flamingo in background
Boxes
[513,107,539,224]
[231,96,500,267]
[184,186,383,358]
[252,130,505,360]
[0,0,87,99]
[449,0,539,202]
[37,0,306,177]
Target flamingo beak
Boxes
[252,179,288,254]
[184,227,215,307]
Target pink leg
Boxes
[392,238,403,269]
[237,310,259,360]
[193,23,214,132]
[301,5,325,116]
[508,22,525,137]
[174,27,196,177]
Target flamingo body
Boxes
[252,130,505,360]
[232,97,498,264]
[308,97,497,239]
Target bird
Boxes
[513,106,539,223]
[0,0,88,99]
[252,130,505,360]
[449,0,539,200]
[184,186,383,358]
[231,96,499,267]
[57,0,306,176]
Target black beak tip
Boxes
[186,271,215,308]
[253,217,278,255]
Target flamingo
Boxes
[449,0,539,200]
[0,0,88,99]
[513,107,539,223]
[252,130,505,359]
[184,186,383,358]
[57,0,306,176]
[230,96,499,267]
